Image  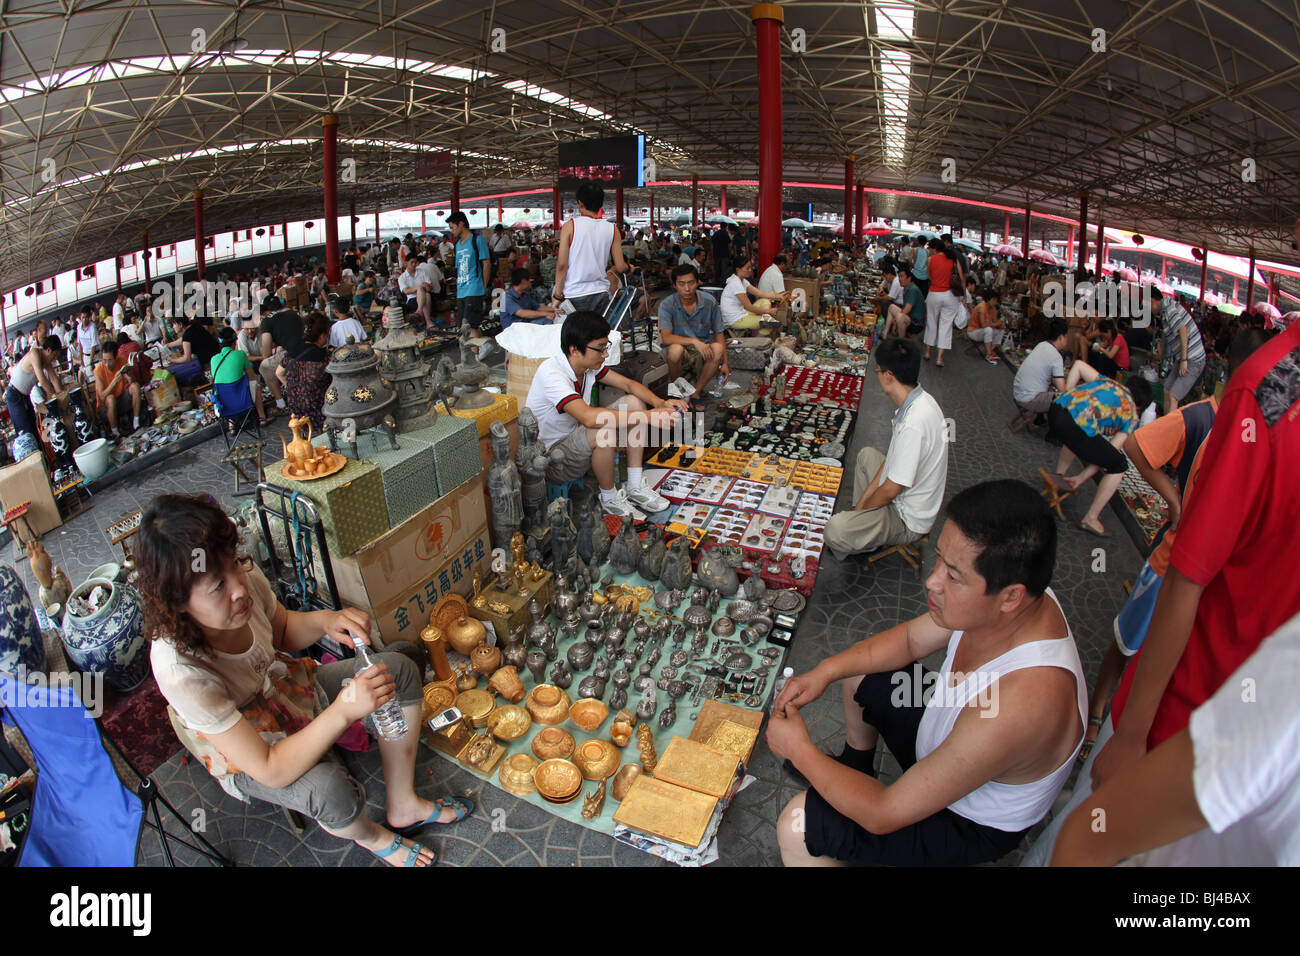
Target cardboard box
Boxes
[261,457,388,556]
[506,354,545,407]
[363,521,492,644]
[0,453,62,538]
[786,277,821,318]
[331,474,489,642]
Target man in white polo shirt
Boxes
[824,337,949,562]
[757,254,789,297]
[525,310,690,517]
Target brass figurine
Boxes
[581,779,607,820]
[470,571,487,610]
[636,722,657,773]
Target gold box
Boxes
[470,570,553,643]
[422,715,472,756]
[612,775,718,848]
[652,736,741,799]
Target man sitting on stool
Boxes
[823,337,948,566]
[770,480,1086,866]
[657,264,727,413]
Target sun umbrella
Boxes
[1253,301,1282,323]
[992,243,1022,258]
[911,230,936,241]
[664,212,692,224]
[782,218,813,229]
[1116,267,1139,282]
[1217,302,1244,316]
[705,214,739,226]
[953,237,983,252]
[510,220,536,230]
[1202,291,1223,306]
[864,220,893,236]
[1277,311,1300,331]
[1028,248,1062,265]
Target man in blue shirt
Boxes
[658,264,727,411]
[449,211,491,331]
[501,268,558,329]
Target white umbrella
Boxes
[704,214,739,226]
[782,218,813,229]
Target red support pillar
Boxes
[1021,204,1031,259]
[349,199,356,245]
[451,176,461,214]
[1198,248,1209,310]
[283,219,290,270]
[142,230,151,292]
[649,191,655,231]
[1245,248,1257,306]
[552,181,561,229]
[691,174,699,230]
[194,189,205,280]
[422,209,427,234]
[855,180,865,246]
[322,113,341,283]
[1003,211,1010,244]
[1076,192,1089,273]
[373,209,380,247]
[720,184,728,218]
[498,197,504,226]
[753,2,784,271]
[616,187,624,229]
[1066,225,1074,265]
[843,154,855,242]
[1095,219,1106,275]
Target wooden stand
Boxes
[867,533,929,580]
[1038,468,1077,520]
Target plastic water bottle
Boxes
[353,642,409,740]
[768,667,794,713]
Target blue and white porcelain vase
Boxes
[61,577,147,692]
[71,388,97,445]
[0,563,45,676]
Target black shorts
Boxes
[457,294,487,331]
[1047,402,1127,474]
[802,668,1030,866]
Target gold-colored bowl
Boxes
[498,753,541,797]
[534,758,583,802]
[572,738,620,780]
[531,726,576,762]
[423,681,458,714]
[487,704,532,742]
[526,684,572,725]
[568,698,609,733]
[456,689,495,729]
[611,763,642,802]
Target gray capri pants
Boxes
[233,643,422,831]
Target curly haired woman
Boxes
[141,493,471,866]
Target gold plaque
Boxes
[690,699,764,746]
[704,719,760,762]
[652,736,741,799]
[613,775,718,848]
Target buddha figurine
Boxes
[487,421,523,552]
[515,408,550,538]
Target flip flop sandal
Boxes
[395,795,474,835]
[1079,520,1112,538]
[371,834,435,867]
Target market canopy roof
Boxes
[2,0,1298,292]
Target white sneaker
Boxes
[600,489,647,520]
[625,478,670,515]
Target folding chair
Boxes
[867,533,930,580]
[0,670,232,866]
[212,378,266,497]
[1038,467,1077,520]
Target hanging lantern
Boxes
[1191,248,1204,261]
[1131,234,1144,246]
[305,221,315,229]
[24,287,34,297]
[523,208,530,213]
[255,227,266,237]
[437,211,445,217]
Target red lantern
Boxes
[305,221,315,229]
[523,208,530,214]
[255,228,266,237]
[24,287,34,297]
[1191,248,1204,261]
[1131,234,1144,246]
[437,211,445,217]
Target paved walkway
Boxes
[15,340,1142,866]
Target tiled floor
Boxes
[19,341,1144,866]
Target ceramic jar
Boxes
[60,577,147,691]
[0,564,45,675]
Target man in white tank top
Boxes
[769,480,1086,866]
[552,181,630,315]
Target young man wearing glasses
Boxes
[525,310,690,517]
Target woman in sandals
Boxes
[140,493,471,867]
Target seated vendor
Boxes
[657,264,727,412]
[1012,318,1069,415]
[822,337,948,566]
[141,493,471,868]
[770,479,1086,866]
[501,268,558,328]
[967,290,1005,364]
[1047,369,1153,537]
[94,335,143,437]
[524,310,688,518]
[720,259,783,333]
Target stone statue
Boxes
[548,498,577,579]
[487,421,523,551]
[575,499,595,566]
[524,536,544,577]
[515,408,549,537]
[658,535,694,591]
[608,514,640,576]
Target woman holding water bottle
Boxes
[139,493,472,867]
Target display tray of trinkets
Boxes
[1116,464,1169,550]
[413,527,810,858]
[779,367,865,408]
